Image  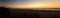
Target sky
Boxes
[2,0,60,8]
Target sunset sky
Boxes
[4,0,60,8]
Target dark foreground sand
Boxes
[1,7,60,18]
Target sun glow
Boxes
[5,0,60,9]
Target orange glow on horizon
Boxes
[5,6,60,9]
[5,0,60,9]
